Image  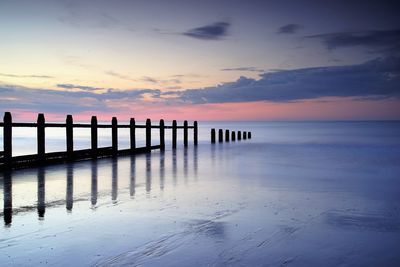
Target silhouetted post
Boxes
[91,116,98,157]
[232,131,236,141]
[159,119,165,150]
[3,112,12,167]
[66,115,73,159]
[211,128,216,143]
[184,120,188,147]
[130,118,136,150]
[218,129,223,143]
[146,118,151,149]
[37,113,45,162]
[112,117,118,155]
[225,129,230,142]
[238,131,242,140]
[172,120,177,149]
[243,131,247,140]
[194,121,198,146]
[248,132,252,139]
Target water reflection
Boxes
[91,160,98,207]
[1,148,198,226]
[37,167,45,219]
[112,158,118,202]
[66,164,74,211]
[3,171,12,226]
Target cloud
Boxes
[183,21,230,40]
[0,83,161,114]
[0,73,53,79]
[277,24,302,34]
[105,71,135,81]
[57,83,103,91]
[306,29,400,55]
[221,67,264,73]
[175,57,400,104]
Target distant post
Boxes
[218,129,223,143]
[3,112,12,166]
[243,131,247,140]
[211,128,216,143]
[112,117,118,154]
[225,129,230,142]
[194,121,198,146]
[66,115,73,159]
[172,120,177,149]
[91,116,98,157]
[183,120,188,147]
[130,118,136,151]
[248,132,252,139]
[37,113,45,162]
[231,131,236,141]
[238,131,242,140]
[146,118,151,149]
[159,119,165,150]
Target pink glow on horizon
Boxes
[4,97,400,123]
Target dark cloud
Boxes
[277,24,302,34]
[307,29,400,55]
[221,67,264,73]
[183,21,230,40]
[175,57,400,103]
[0,73,53,79]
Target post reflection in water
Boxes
[1,147,199,225]
[160,151,165,190]
[66,163,74,211]
[91,160,98,207]
[172,149,177,186]
[130,156,136,198]
[146,153,151,193]
[3,171,12,226]
[184,148,188,184]
[112,158,118,202]
[37,167,45,219]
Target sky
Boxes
[0,0,399,121]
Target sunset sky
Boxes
[0,0,399,121]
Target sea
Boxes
[1,121,400,266]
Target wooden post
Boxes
[91,116,98,157]
[243,131,247,140]
[172,120,177,149]
[225,129,230,142]
[66,115,73,159]
[37,113,45,162]
[231,131,236,141]
[146,118,151,149]
[183,120,188,147]
[159,119,165,150]
[194,121,198,146]
[130,118,136,150]
[112,117,118,154]
[248,132,252,139]
[211,128,216,143]
[218,129,223,143]
[238,131,242,140]
[3,112,12,166]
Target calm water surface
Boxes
[1,122,400,266]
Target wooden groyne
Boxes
[210,128,251,143]
[0,112,198,170]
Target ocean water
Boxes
[1,121,400,266]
